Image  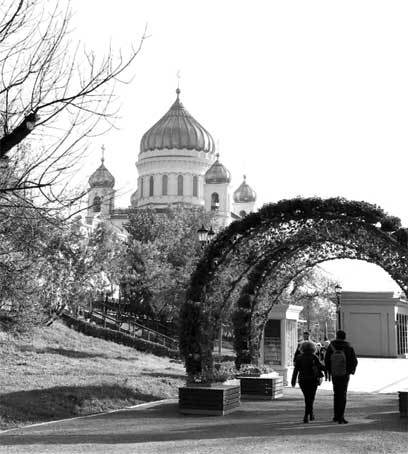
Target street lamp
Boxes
[196,223,221,352]
[335,284,342,331]
[197,224,215,247]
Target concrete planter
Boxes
[179,384,241,415]
[238,373,283,400]
[399,391,408,417]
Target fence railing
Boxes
[83,309,179,350]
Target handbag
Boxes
[312,359,323,385]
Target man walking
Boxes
[325,330,358,424]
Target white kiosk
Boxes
[261,304,303,384]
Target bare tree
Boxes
[0,0,146,211]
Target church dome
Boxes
[140,88,215,154]
[233,175,256,203]
[88,157,115,188]
[205,154,231,184]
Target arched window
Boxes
[193,175,198,197]
[177,175,184,196]
[93,195,101,212]
[162,175,168,195]
[140,178,144,199]
[211,192,220,211]
[239,210,247,217]
[149,176,154,196]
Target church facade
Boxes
[85,88,257,231]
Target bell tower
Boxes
[204,153,231,228]
[86,146,116,225]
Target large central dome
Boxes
[140,88,215,154]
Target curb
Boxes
[0,398,178,435]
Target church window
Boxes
[93,195,101,212]
[211,192,220,211]
[162,175,168,195]
[149,176,154,196]
[177,175,184,196]
[193,175,198,197]
[140,178,144,198]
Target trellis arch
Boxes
[179,197,408,381]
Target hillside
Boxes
[0,322,186,430]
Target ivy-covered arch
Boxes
[179,197,408,381]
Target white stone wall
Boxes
[86,187,115,221]
[341,291,408,358]
[136,148,215,209]
[204,181,231,228]
[232,200,256,217]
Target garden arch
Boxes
[179,197,408,381]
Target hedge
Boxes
[61,313,179,359]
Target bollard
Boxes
[398,391,408,417]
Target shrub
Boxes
[237,364,275,377]
[381,216,401,232]
[191,361,237,384]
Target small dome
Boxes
[140,88,215,154]
[233,175,256,203]
[88,156,115,188]
[205,153,231,184]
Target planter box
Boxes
[179,384,241,416]
[238,374,283,400]
[399,391,408,417]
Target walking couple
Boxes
[291,330,358,424]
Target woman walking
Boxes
[291,341,325,423]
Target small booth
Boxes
[260,304,303,384]
[341,291,408,358]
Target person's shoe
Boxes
[332,417,339,422]
[309,413,315,421]
[338,418,348,424]
[303,415,309,423]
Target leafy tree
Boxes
[0,0,145,210]
[0,204,76,331]
[281,266,338,340]
[123,207,214,322]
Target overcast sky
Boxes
[70,0,408,292]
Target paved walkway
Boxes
[320,357,408,393]
[1,358,408,454]
[1,390,407,454]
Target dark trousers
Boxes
[299,379,318,416]
[332,375,350,419]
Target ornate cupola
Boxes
[136,88,216,210]
[204,153,231,228]
[232,175,256,217]
[88,154,115,189]
[205,153,231,184]
[86,146,116,225]
[140,88,215,154]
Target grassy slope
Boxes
[0,322,186,430]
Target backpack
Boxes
[331,348,347,377]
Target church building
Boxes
[85,88,257,230]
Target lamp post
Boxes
[197,224,215,247]
[197,223,221,352]
[335,284,342,331]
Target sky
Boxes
[69,0,408,293]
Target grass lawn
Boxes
[0,321,186,430]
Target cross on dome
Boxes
[101,145,106,164]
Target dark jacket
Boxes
[291,352,325,386]
[293,339,314,364]
[324,339,358,377]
